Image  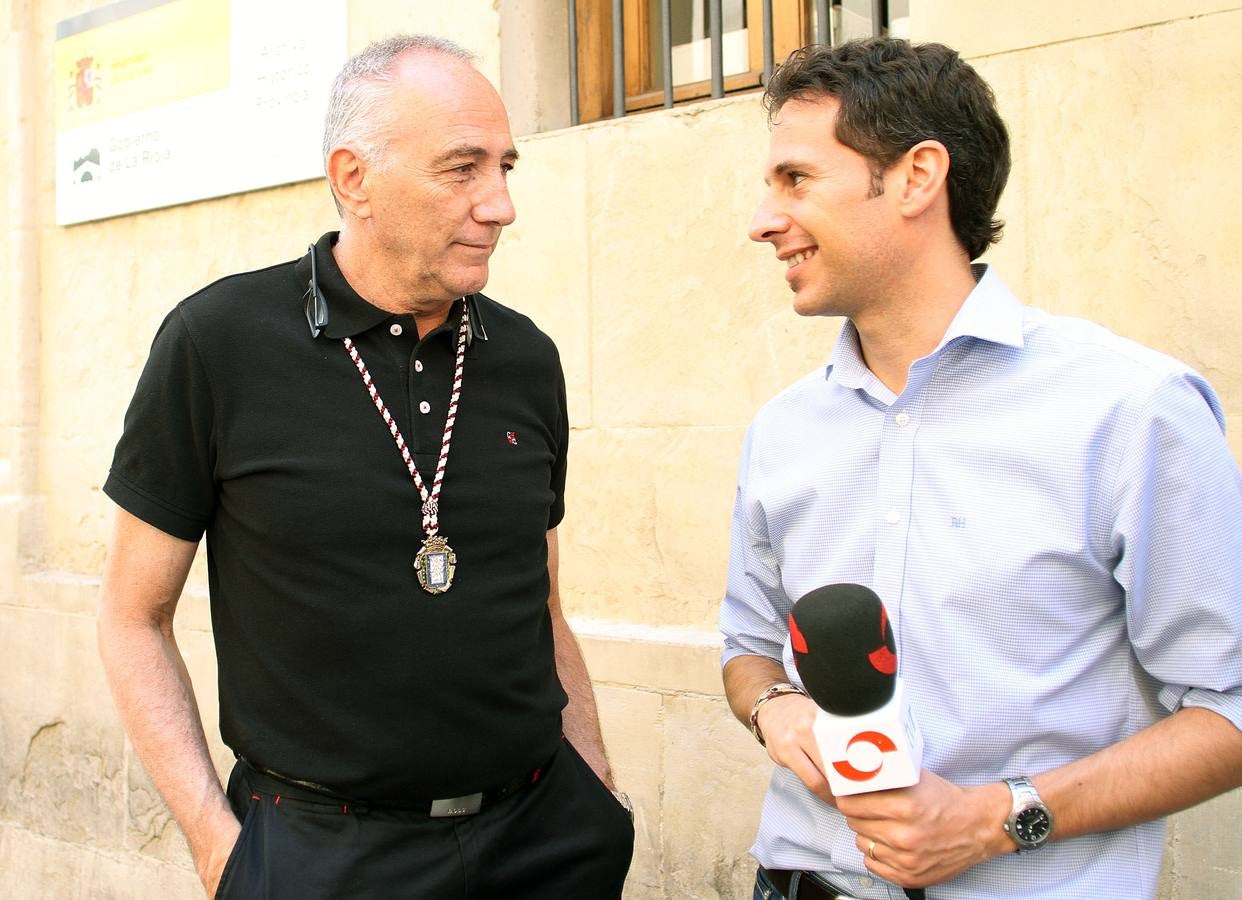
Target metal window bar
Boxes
[569,0,580,125]
[612,0,625,118]
[568,1,890,125]
[709,0,724,98]
[762,0,774,84]
[662,0,674,108]
[815,0,830,45]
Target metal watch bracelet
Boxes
[1003,775,1054,851]
[611,790,634,821]
[749,682,808,747]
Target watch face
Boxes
[1015,807,1052,845]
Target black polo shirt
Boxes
[104,231,569,803]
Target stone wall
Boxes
[2,1,1240,897]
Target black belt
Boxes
[761,868,862,900]
[237,757,545,817]
[761,868,925,900]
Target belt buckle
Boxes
[429,792,483,817]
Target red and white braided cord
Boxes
[342,306,469,537]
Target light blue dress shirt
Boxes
[720,266,1242,899]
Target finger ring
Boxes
[867,839,878,861]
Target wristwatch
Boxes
[611,790,634,821]
[1002,776,1053,851]
[749,682,808,747]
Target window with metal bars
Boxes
[567,0,908,126]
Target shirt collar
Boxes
[937,263,1025,350]
[293,231,489,344]
[825,264,1024,388]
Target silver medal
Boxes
[415,535,457,594]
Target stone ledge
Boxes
[573,618,725,697]
[9,570,214,633]
[6,573,729,698]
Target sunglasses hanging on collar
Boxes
[304,243,330,339]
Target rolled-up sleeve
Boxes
[720,424,791,667]
[1112,372,1242,730]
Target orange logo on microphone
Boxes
[789,613,808,653]
[832,730,898,782]
[868,607,897,674]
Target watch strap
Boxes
[611,790,634,821]
[1004,775,1040,809]
[1003,775,1052,851]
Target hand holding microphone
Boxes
[790,584,928,899]
[750,681,837,806]
[789,583,924,797]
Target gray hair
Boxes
[322,34,476,215]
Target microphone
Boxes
[789,583,923,797]
[791,584,928,900]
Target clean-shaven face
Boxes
[366,54,518,304]
[749,95,898,319]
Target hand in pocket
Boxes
[198,808,245,899]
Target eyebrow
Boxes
[431,144,520,168]
[771,160,808,179]
[763,158,816,186]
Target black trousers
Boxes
[216,740,635,899]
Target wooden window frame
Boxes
[574,0,813,124]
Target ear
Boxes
[892,139,950,220]
[327,146,372,220]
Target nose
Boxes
[748,193,789,244]
[474,168,516,227]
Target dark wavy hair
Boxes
[765,38,1010,260]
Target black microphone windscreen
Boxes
[789,583,897,716]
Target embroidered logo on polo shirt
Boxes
[506,431,518,445]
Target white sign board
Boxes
[55,0,346,225]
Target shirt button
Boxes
[885,510,900,525]
[895,412,911,427]
[858,875,874,888]
[389,323,403,336]
[414,359,424,373]
[419,401,431,414]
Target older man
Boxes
[98,35,633,899]
[721,38,1242,900]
